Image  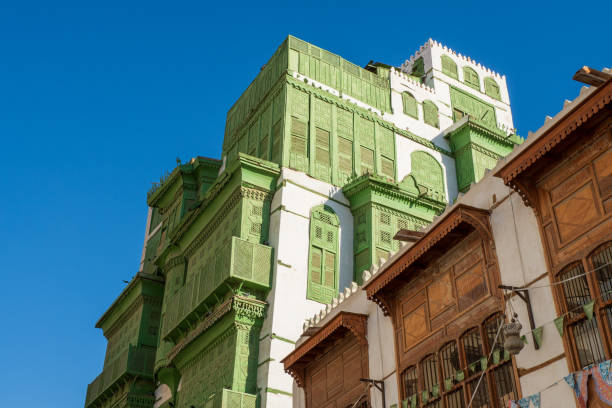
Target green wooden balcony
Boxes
[162,236,273,341]
[85,345,156,408]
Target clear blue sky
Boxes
[0,1,608,406]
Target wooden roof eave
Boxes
[363,204,492,315]
[281,312,368,387]
[494,78,612,207]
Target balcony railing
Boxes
[85,345,156,407]
[162,236,272,340]
[221,389,257,408]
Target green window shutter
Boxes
[314,128,331,182]
[463,67,480,90]
[360,146,374,175]
[289,117,309,171]
[307,205,340,303]
[402,92,418,118]
[410,150,446,202]
[411,57,425,78]
[381,156,394,179]
[441,55,458,79]
[423,100,439,128]
[259,134,269,161]
[338,137,353,185]
[484,77,501,100]
[271,120,282,163]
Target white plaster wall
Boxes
[395,135,458,204]
[519,358,576,408]
[259,168,355,407]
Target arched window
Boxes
[411,151,445,201]
[307,205,340,304]
[558,261,606,367]
[484,77,501,100]
[401,366,419,403]
[461,328,490,408]
[484,314,518,407]
[423,100,439,128]
[463,67,480,91]
[440,341,464,408]
[441,55,458,79]
[402,92,418,118]
[421,354,441,407]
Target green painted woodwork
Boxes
[484,77,501,100]
[221,389,257,408]
[86,274,164,408]
[307,205,340,304]
[402,92,418,118]
[410,151,446,202]
[411,57,425,78]
[422,100,439,128]
[440,55,458,79]
[463,66,480,91]
[343,174,446,283]
[162,296,265,408]
[162,236,272,342]
[446,118,521,192]
[450,86,497,129]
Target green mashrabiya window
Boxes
[307,205,340,304]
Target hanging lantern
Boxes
[503,314,524,355]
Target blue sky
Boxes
[0,1,609,406]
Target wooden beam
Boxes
[573,66,611,87]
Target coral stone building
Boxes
[84,36,524,408]
[283,70,612,408]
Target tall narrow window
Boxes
[423,100,439,128]
[337,136,353,186]
[422,354,441,407]
[402,366,419,402]
[402,92,418,118]
[411,57,425,78]
[591,243,612,335]
[289,116,309,172]
[441,55,458,79]
[484,77,501,100]
[314,128,331,182]
[307,205,340,304]
[558,262,606,368]
[463,67,480,91]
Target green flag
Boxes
[456,370,465,382]
[410,394,417,408]
[469,361,478,373]
[480,356,488,371]
[533,326,544,348]
[422,390,429,404]
[432,384,440,398]
[521,335,528,344]
[503,349,510,361]
[554,316,565,337]
[445,377,453,391]
[401,397,408,408]
[492,349,500,364]
[583,300,595,320]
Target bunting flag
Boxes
[410,394,417,408]
[469,361,478,373]
[565,371,589,408]
[421,390,429,404]
[431,384,440,398]
[508,400,519,408]
[583,300,595,320]
[444,377,453,391]
[529,393,541,408]
[480,356,488,371]
[554,316,564,337]
[493,349,501,365]
[504,349,510,361]
[521,335,528,344]
[456,370,465,382]
[533,327,544,348]
[591,361,612,405]
[517,397,530,408]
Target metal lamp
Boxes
[503,313,525,355]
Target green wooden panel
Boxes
[337,136,354,186]
[411,57,425,78]
[314,127,331,182]
[484,77,501,100]
[463,66,480,91]
[423,100,439,128]
[441,55,458,79]
[450,86,497,128]
[411,151,445,201]
[289,117,309,172]
[307,205,339,304]
[402,92,418,118]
